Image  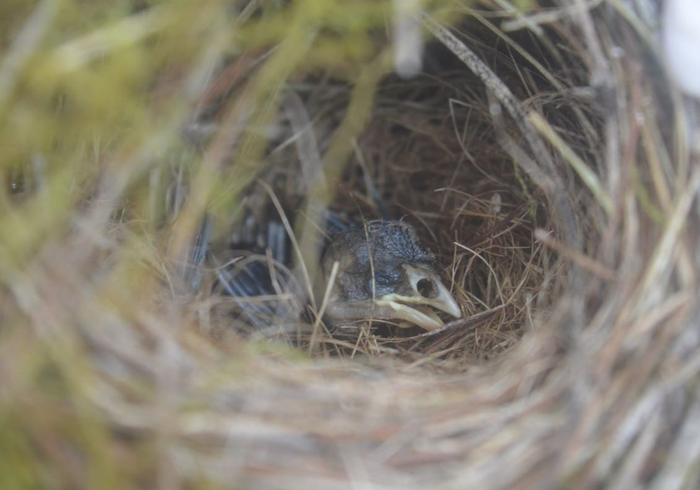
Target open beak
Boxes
[374,264,461,331]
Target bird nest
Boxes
[3,1,700,489]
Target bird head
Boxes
[321,220,461,331]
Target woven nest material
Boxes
[2,1,700,489]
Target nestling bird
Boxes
[185,188,461,332]
[187,211,463,333]
[202,214,463,332]
[321,220,461,331]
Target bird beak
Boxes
[374,264,462,331]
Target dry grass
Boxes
[2,0,700,489]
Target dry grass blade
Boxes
[530,112,614,215]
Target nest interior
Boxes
[214,43,560,364]
[2,1,700,489]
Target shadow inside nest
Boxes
[182,35,564,368]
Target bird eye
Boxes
[417,278,436,298]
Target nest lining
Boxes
[312,75,557,363]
